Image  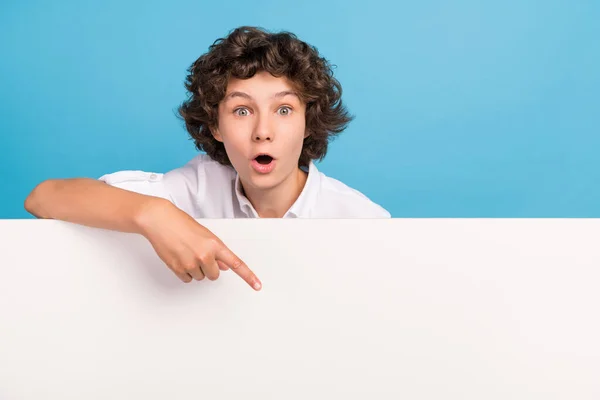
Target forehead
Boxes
[224,71,299,99]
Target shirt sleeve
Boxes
[98,157,208,217]
[98,170,173,201]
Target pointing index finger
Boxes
[216,247,262,291]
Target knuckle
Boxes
[196,256,210,266]
[206,270,220,281]
[196,251,212,264]
[170,264,184,275]
[183,263,197,272]
[206,238,222,251]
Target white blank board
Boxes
[1,219,599,399]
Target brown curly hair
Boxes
[177,26,353,168]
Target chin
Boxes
[243,172,282,190]
[254,176,283,190]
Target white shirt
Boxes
[98,154,391,218]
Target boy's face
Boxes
[213,71,308,193]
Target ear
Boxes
[304,130,311,139]
[211,126,223,142]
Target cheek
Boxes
[217,119,245,150]
[294,120,307,151]
[282,117,306,144]
[216,113,233,136]
[222,136,246,159]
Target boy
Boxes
[24,26,390,291]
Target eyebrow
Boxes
[223,90,300,102]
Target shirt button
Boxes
[149,173,158,180]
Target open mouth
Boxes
[254,154,274,165]
[251,153,276,174]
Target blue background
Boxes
[1,0,598,218]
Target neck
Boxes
[241,167,308,218]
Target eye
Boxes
[277,106,292,116]
[234,107,250,116]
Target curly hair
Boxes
[177,26,353,168]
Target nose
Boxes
[252,113,273,142]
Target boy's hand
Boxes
[136,199,261,291]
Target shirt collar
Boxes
[234,161,321,218]
[234,174,257,218]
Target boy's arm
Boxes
[24,178,162,234]
[24,178,261,290]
